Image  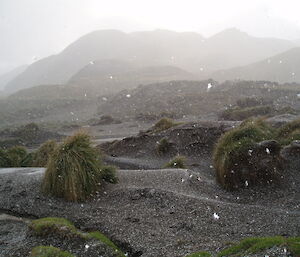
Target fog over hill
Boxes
[211,47,300,83]
[3,29,296,93]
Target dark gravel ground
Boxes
[0,165,299,257]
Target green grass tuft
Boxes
[6,146,28,167]
[100,165,119,184]
[33,140,57,167]
[156,137,172,155]
[163,155,186,169]
[41,131,103,202]
[276,119,300,145]
[213,119,278,190]
[152,118,181,133]
[0,148,10,167]
[30,246,74,257]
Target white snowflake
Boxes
[213,212,220,220]
[266,148,270,154]
[126,94,131,98]
[207,83,213,91]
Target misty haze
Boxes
[0,1,299,257]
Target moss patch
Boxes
[29,217,126,257]
[29,217,80,238]
[217,236,300,257]
[30,246,74,257]
[88,231,125,257]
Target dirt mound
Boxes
[100,121,237,159]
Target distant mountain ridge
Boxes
[4,28,296,93]
[211,47,300,83]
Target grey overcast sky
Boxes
[1,0,300,75]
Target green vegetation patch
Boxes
[29,217,80,238]
[217,236,300,257]
[156,137,173,155]
[213,119,277,190]
[29,217,126,257]
[30,246,74,257]
[33,140,57,167]
[163,155,186,169]
[100,165,119,184]
[88,231,125,257]
[220,105,273,121]
[152,118,181,133]
[276,119,300,145]
[41,131,103,202]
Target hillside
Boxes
[4,29,295,93]
[211,47,300,83]
[69,60,194,94]
[0,65,27,91]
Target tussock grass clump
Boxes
[152,118,180,133]
[156,138,173,155]
[163,155,186,169]
[276,119,300,145]
[217,236,300,257]
[0,149,10,167]
[41,131,102,202]
[33,140,57,167]
[6,146,28,167]
[100,165,118,184]
[213,119,278,190]
[30,246,74,257]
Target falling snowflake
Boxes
[109,75,113,79]
[207,83,213,91]
[85,244,90,249]
[102,97,108,101]
[181,178,185,183]
[126,94,131,98]
[89,61,94,65]
[266,148,270,154]
[279,60,282,64]
[213,212,220,220]
[248,149,253,156]
[200,67,204,71]
[245,181,249,187]
[292,72,295,76]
